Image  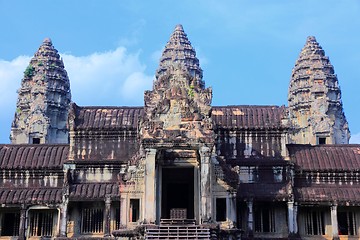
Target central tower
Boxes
[140,25,214,224]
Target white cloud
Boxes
[121,72,153,101]
[0,47,153,143]
[350,132,360,144]
[0,56,31,143]
[151,49,163,63]
[61,47,153,106]
[0,56,31,109]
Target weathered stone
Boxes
[288,36,350,144]
[10,38,71,144]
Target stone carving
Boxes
[140,25,214,147]
[288,36,350,144]
[11,38,71,144]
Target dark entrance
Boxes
[161,167,194,219]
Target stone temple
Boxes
[0,25,358,239]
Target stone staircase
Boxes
[145,224,210,239]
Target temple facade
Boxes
[0,25,358,240]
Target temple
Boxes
[0,25,358,240]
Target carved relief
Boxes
[11,38,71,144]
[288,36,350,144]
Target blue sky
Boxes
[0,0,359,143]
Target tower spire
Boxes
[156,24,203,82]
[288,36,350,144]
[11,38,71,144]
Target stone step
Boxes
[145,225,210,240]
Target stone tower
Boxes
[142,24,213,147]
[156,24,204,87]
[10,38,71,144]
[288,36,350,145]
[139,25,214,223]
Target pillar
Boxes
[227,194,237,228]
[293,204,298,234]
[144,148,156,223]
[287,201,294,234]
[247,199,254,237]
[194,166,201,224]
[199,146,212,223]
[156,164,162,224]
[104,196,111,236]
[18,205,26,240]
[60,197,69,237]
[331,204,339,240]
[120,197,127,227]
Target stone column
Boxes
[18,205,26,240]
[199,146,212,223]
[60,197,69,237]
[247,199,254,237]
[155,164,162,224]
[287,201,295,234]
[293,203,298,234]
[104,196,111,237]
[331,204,339,240]
[120,197,127,227]
[144,148,157,223]
[227,194,237,228]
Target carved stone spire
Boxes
[141,25,213,148]
[288,36,350,145]
[156,24,203,87]
[10,38,71,144]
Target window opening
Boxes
[115,208,121,230]
[255,206,275,232]
[32,138,40,144]
[29,210,54,237]
[129,199,140,222]
[1,212,20,236]
[304,210,325,235]
[216,198,226,222]
[338,211,357,235]
[318,137,326,145]
[81,208,103,234]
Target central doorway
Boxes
[161,167,194,219]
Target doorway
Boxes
[161,167,194,219]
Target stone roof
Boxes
[0,188,63,204]
[295,186,360,204]
[69,183,119,200]
[288,144,360,171]
[212,105,286,130]
[71,104,143,130]
[0,144,68,169]
[156,24,203,81]
[70,105,287,131]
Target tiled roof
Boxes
[0,188,62,204]
[71,105,286,130]
[237,183,290,201]
[0,144,68,169]
[69,183,119,200]
[295,186,360,204]
[288,144,360,171]
[212,105,286,129]
[72,104,143,130]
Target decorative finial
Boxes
[43,38,52,44]
[306,36,316,43]
[175,24,184,31]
